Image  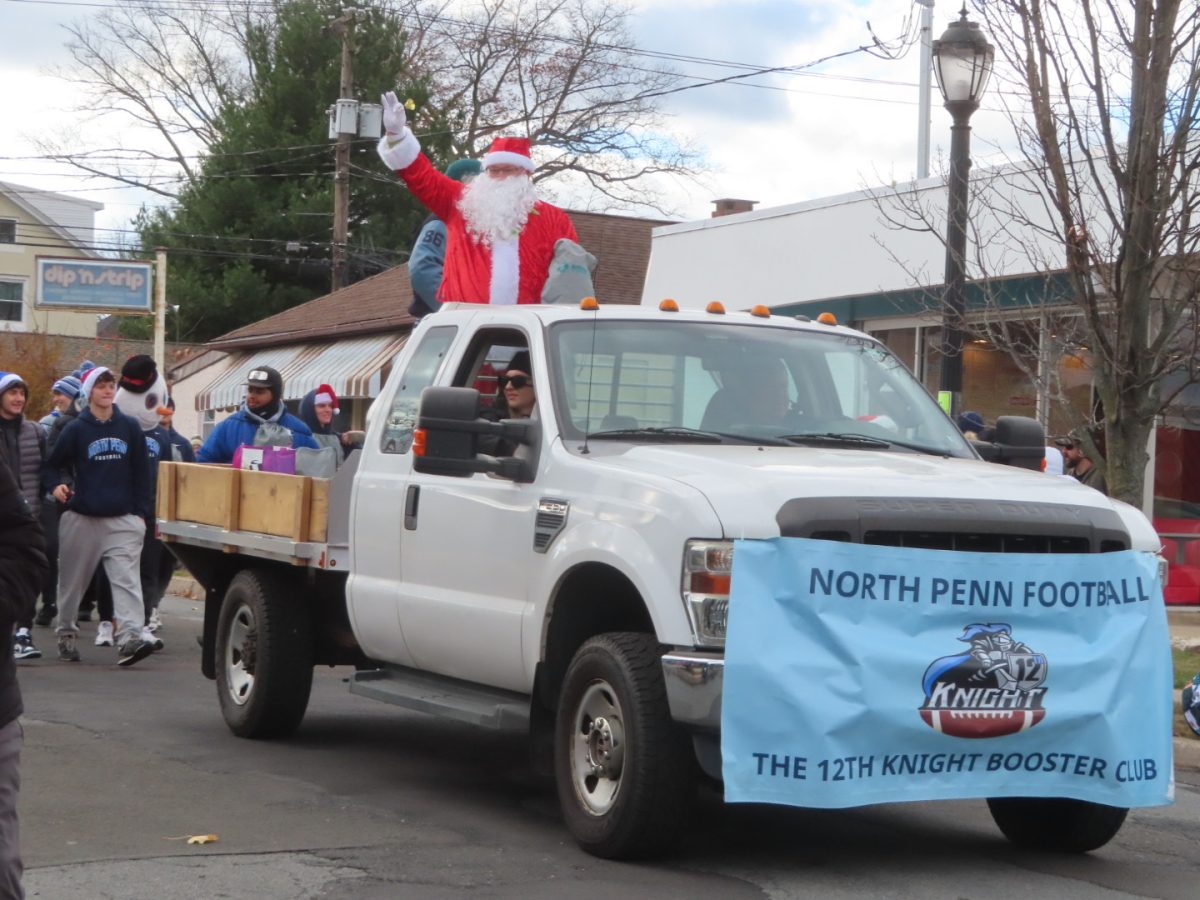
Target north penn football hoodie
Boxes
[42,405,152,519]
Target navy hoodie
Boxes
[43,405,152,518]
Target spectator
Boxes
[298,384,357,458]
[159,398,195,463]
[0,437,48,898]
[1055,433,1108,494]
[42,367,157,667]
[39,368,88,627]
[195,366,318,463]
[37,375,82,436]
[377,93,580,305]
[956,410,986,440]
[0,373,47,660]
[408,159,481,318]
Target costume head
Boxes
[115,355,170,430]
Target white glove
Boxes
[381,91,408,141]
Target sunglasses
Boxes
[498,374,532,390]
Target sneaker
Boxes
[148,609,162,633]
[94,621,114,647]
[141,626,164,652]
[117,638,155,667]
[57,634,81,662]
[14,631,41,660]
[34,605,57,628]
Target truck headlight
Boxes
[683,540,733,647]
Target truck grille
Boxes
[778,498,1129,554]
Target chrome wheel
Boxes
[224,602,257,707]
[569,679,627,815]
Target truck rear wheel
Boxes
[555,632,694,859]
[216,569,314,739]
[987,797,1128,852]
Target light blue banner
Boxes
[721,538,1173,809]
[37,258,153,312]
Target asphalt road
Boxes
[13,594,1200,899]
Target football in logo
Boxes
[919,623,1048,739]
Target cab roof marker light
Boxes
[817,311,838,325]
[750,304,771,318]
[659,298,680,312]
[705,301,726,314]
[580,296,600,311]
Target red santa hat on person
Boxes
[313,383,340,414]
[481,137,534,173]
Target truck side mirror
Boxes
[413,386,539,482]
[972,415,1047,471]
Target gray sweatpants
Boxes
[55,511,146,648]
[0,719,22,899]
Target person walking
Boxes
[0,374,47,661]
[195,366,318,464]
[0,435,48,899]
[37,370,86,628]
[42,367,157,667]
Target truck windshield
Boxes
[548,320,973,457]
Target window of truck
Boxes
[380,325,457,454]
[549,320,972,456]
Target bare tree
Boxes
[873,0,1200,506]
[39,0,700,210]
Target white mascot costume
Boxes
[114,354,169,432]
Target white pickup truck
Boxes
[161,301,1162,859]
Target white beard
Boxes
[458,174,538,245]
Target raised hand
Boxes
[381,91,408,138]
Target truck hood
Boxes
[586,443,1158,551]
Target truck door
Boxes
[397,329,538,692]
[347,324,458,666]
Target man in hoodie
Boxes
[196,366,318,463]
[42,367,156,667]
[0,441,48,897]
[0,373,47,661]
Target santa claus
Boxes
[377,91,579,305]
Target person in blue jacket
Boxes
[408,158,481,318]
[196,366,318,463]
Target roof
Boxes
[0,180,104,254]
[206,208,672,351]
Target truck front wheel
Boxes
[216,569,314,739]
[555,632,694,859]
[987,797,1128,852]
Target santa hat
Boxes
[0,372,27,396]
[482,137,534,173]
[313,383,340,414]
[119,354,158,393]
[81,366,113,400]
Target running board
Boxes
[349,666,531,732]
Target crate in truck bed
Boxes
[157,461,329,543]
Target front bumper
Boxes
[661,651,724,730]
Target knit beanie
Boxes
[445,159,482,182]
[52,375,83,399]
[0,372,27,396]
[81,366,113,401]
[72,360,96,379]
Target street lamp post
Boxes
[932,8,994,415]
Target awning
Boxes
[195,333,408,411]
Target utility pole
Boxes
[329,7,359,292]
[916,0,935,180]
[153,246,168,370]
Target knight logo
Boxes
[919,623,1048,739]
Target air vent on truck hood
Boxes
[781,497,1129,553]
[534,498,569,553]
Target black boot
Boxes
[33,604,57,627]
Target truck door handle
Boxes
[404,485,420,530]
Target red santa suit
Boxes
[380,133,578,305]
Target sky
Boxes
[0,0,1020,240]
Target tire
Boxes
[216,568,314,739]
[987,797,1128,853]
[555,632,695,859]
